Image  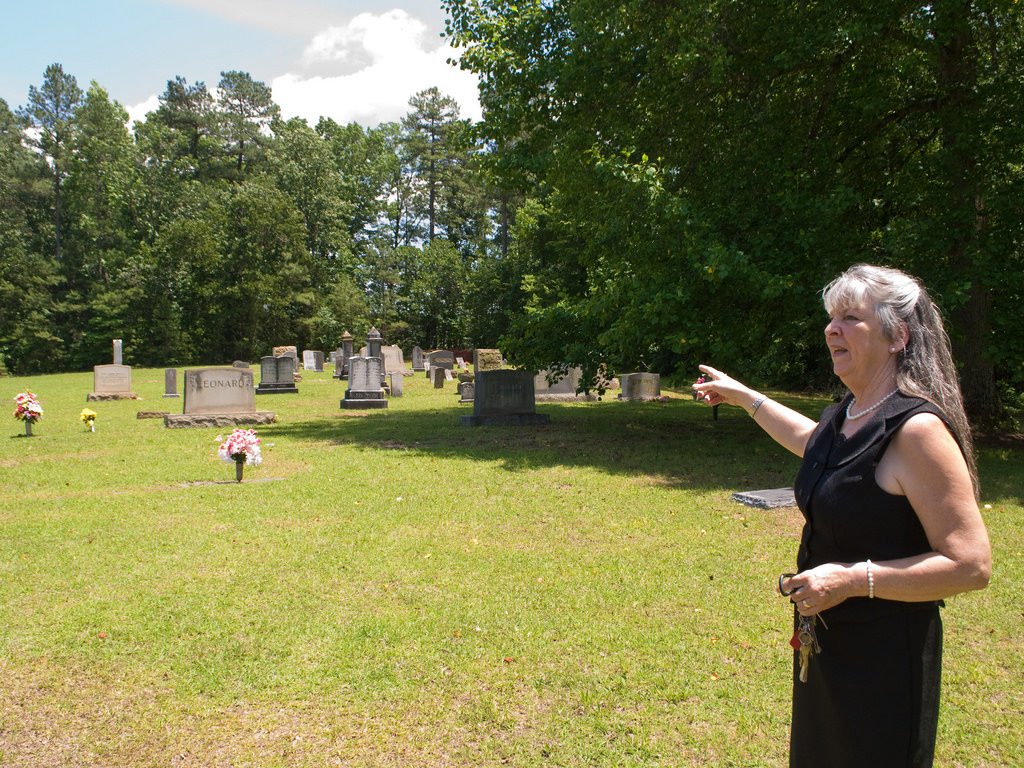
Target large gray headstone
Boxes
[460,370,550,427]
[112,339,123,365]
[183,367,256,415]
[411,346,425,371]
[341,357,388,409]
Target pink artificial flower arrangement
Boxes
[13,392,43,423]
[218,428,263,466]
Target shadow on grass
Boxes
[258,397,811,494]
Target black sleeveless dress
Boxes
[789,392,954,768]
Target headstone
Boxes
[313,350,325,372]
[163,368,180,398]
[112,339,123,365]
[432,367,446,388]
[303,350,317,371]
[389,372,404,397]
[444,369,454,381]
[366,327,383,360]
[273,345,298,363]
[333,348,344,379]
[411,346,425,371]
[232,360,250,368]
[473,349,503,376]
[460,370,550,427]
[88,364,137,401]
[426,350,455,378]
[732,488,796,509]
[534,366,581,396]
[382,345,405,374]
[165,366,275,428]
[618,372,661,401]
[339,332,354,378]
[458,381,475,404]
[455,356,465,368]
[256,355,298,394]
[341,357,388,409]
[183,367,255,414]
[452,349,474,367]
[533,366,604,402]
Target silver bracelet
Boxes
[750,396,766,416]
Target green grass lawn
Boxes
[1,367,1021,767]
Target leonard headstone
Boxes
[165,367,275,428]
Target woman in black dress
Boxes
[693,264,991,767]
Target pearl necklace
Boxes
[846,389,899,420]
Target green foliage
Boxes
[444,0,1024,420]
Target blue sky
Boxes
[2,0,480,127]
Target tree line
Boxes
[443,0,1023,425]
[3,0,1023,427]
[1,66,507,374]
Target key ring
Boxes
[778,573,797,596]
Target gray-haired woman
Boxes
[693,264,991,767]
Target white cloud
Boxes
[274,11,481,127]
[126,93,161,128]
[124,9,481,130]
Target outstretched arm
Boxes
[692,365,817,457]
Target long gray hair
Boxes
[822,264,978,496]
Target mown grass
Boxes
[0,367,1020,767]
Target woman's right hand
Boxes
[692,364,757,410]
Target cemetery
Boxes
[2,5,1020,762]
[1,362,1019,766]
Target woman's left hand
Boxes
[781,563,856,616]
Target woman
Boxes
[692,264,991,767]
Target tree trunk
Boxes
[935,0,1000,425]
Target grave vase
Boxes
[234,455,245,483]
[24,419,33,437]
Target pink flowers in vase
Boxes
[218,429,262,482]
[13,392,43,435]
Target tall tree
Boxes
[0,98,62,372]
[217,70,279,177]
[62,83,143,367]
[151,76,216,177]
[268,116,353,280]
[18,63,83,262]
[401,87,466,242]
